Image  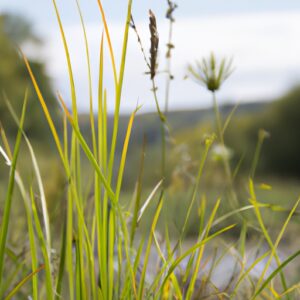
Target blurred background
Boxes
[0,0,300,237]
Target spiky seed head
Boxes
[187,52,234,92]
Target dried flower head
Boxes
[149,9,159,79]
[187,53,234,92]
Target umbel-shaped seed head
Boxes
[187,53,234,92]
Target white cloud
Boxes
[42,11,300,114]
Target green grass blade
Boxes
[180,135,214,239]
[30,188,54,299]
[130,137,146,246]
[115,109,137,201]
[249,179,289,298]
[160,224,236,292]
[222,102,239,135]
[252,249,300,300]
[107,0,133,185]
[5,96,51,252]
[186,198,221,299]
[257,197,300,289]
[0,92,27,286]
[55,215,67,299]
[21,52,67,171]
[4,265,45,300]
[27,209,39,300]
[231,250,271,297]
[96,0,117,88]
[52,0,78,122]
[138,196,164,300]
[76,0,97,156]
[58,94,115,201]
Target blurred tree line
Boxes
[226,86,300,178]
[0,14,59,138]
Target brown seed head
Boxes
[149,10,159,79]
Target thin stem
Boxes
[212,92,239,209]
[151,79,166,183]
[164,17,174,115]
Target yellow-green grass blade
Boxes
[182,197,206,284]
[0,93,27,286]
[108,210,115,300]
[26,202,39,300]
[23,60,89,266]
[222,102,239,135]
[55,215,67,299]
[277,282,300,299]
[0,261,25,299]
[102,92,108,171]
[58,94,115,201]
[178,135,214,244]
[0,131,39,299]
[4,264,45,300]
[52,0,78,122]
[66,189,74,300]
[185,136,213,223]
[250,129,267,179]
[252,249,300,300]
[159,224,236,293]
[75,0,97,156]
[97,33,104,165]
[5,96,51,253]
[75,237,83,300]
[96,0,117,88]
[152,232,183,300]
[21,52,67,172]
[186,198,221,300]
[30,188,54,299]
[130,137,146,246]
[257,197,300,290]
[231,250,271,297]
[138,196,164,300]
[248,179,289,298]
[107,0,133,185]
[115,109,137,201]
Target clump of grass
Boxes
[0,1,300,299]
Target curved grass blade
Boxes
[58,94,115,201]
[52,0,78,122]
[138,196,164,300]
[96,0,118,88]
[75,0,97,156]
[4,265,45,300]
[0,92,27,285]
[160,224,236,293]
[258,197,300,288]
[138,180,163,224]
[252,249,300,300]
[249,179,289,298]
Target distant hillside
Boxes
[79,101,267,149]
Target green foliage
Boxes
[225,86,300,177]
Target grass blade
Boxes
[0,92,27,286]
[4,265,45,300]
[252,249,300,299]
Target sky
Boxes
[1,0,300,114]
